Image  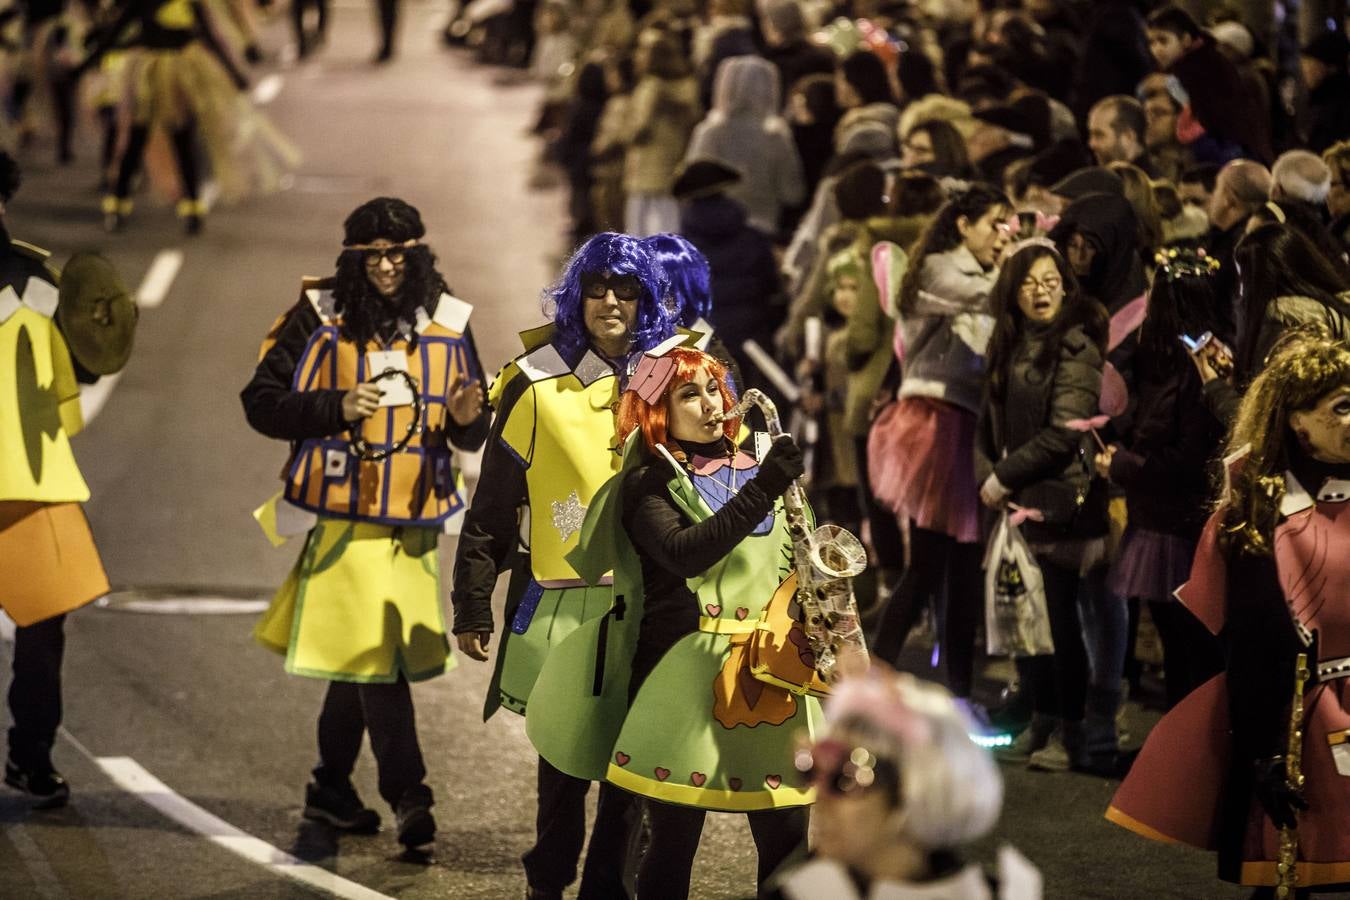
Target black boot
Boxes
[303,780,380,832]
[395,784,435,847]
[1076,686,1123,777]
[5,756,70,809]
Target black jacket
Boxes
[680,194,783,348]
[977,321,1107,542]
[1106,344,1223,539]
[1306,71,1350,154]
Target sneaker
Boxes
[395,787,435,848]
[1028,732,1071,772]
[994,717,1056,763]
[5,758,70,809]
[303,782,380,833]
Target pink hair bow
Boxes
[627,353,677,404]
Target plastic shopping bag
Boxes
[983,510,1054,656]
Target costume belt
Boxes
[1317,656,1350,682]
[699,617,758,635]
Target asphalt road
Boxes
[1,5,1261,898]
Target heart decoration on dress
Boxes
[728,778,743,791]
[735,607,749,620]
[705,603,722,617]
[690,772,707,787]
[615,752,630,766]
[765,775,782,789]
[655,767,671,781]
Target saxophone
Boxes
[716,389,869,682]
[1275,651,1310,900]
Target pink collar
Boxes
[688,449,758,475]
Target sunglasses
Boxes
[581,273,642,302]
[363,247,408,267]
[793,739,898,799]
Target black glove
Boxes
[753,435,804,498]
[1254,756,1308,829]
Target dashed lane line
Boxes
[135,249,183,309]
[95,758,397,900]
[0,618,394,900]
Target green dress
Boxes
[527,436,822,811]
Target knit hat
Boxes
[343,197,426,245]
[833,161,888,220]
[672,158,743,201]
[1301,31,1350,69]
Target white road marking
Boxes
[252,74,284,105]
[94,595,270,615]
[78,372,121,425]
[135,250,183,309]
[5,823,68,899]
[95,758,396,900]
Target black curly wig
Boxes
[332,197,449,348]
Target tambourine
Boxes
[348,368,424,462]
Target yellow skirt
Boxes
[0,501,108,627]
[255,517,454,683]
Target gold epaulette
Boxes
[10,239,51,261]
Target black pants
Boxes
[1148,600,1224,710]
[312,678,427,809]
[853,438,903,572]
[292,0,329,54]
[114,123,200,203]
[869,525,982,697]
[1015,557,1089,722]
[7,615,66,770]
[523,756,632,897]
[636,802,807,899]
[375,0,398,57]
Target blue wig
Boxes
[642,233,712,327]
[544,232,675,357]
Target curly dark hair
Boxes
[331,245,449,350]
[0,152,21,203]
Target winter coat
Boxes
[836,215,926,437]
[1106,342,1223,540]
[976,320,1107,543]
[763,38,835,103]
[694,15,758,109]
[680,194,783,351]
[1168,35,1273,164]
[685,55,805,235]
[896,243,999,417]
[1306,71,1350,153]
[624,75,701,194]
[1069,0,1152,122]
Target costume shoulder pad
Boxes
[301,276,337,324]
[429,292,472,334]
[516,343,570,383]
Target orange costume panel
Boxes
[0,501,109,627]
[282,290,475,528]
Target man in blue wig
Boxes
[452,232,682,899]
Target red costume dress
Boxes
[1108,464,1350,888]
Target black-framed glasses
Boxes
[581,272,642,302]
[363,247,408,268]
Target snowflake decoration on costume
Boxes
[551,490,586,542]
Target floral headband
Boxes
[1153,246,1220,282]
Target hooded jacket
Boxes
[685,56,806,235]
[624,75,702,194]
[1049,192,1146,315]
[680,194,783,348]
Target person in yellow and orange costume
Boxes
[0,151,135,809]
[241,197,489,851]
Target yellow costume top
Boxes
[0,244,89,504]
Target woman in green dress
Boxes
[569,345,822,897]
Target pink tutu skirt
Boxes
[867,396,980,544]
[1106,525,1196,602]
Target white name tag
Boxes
[367,350,413,407]
[324,448,348,478]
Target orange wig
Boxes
[616,348,740,456]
